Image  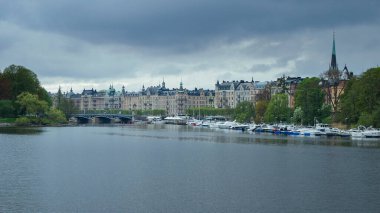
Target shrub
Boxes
[15,117,31,126]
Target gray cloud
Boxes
[2,0,379,50]
[0,0,379,92]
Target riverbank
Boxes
[0,122,14,127]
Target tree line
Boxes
[0,65,70,125]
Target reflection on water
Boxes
[0,127,44,135]
[109,124,380,148]
[1,124,380,148]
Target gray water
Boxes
[1,125,380,213]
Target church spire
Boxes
[330,32,338,70]
[162,77,166,89]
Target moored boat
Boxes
[164,116,187,125]
[230,124,249,131]
[218,121,238,129]
[362,127,380,138]
[348,129,364,137]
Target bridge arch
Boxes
[95,116,112,124]
[74,116,92,124]
[119,116,133,124]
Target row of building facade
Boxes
[58,77,304,116]
[56,34,350,116]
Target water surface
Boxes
[1,125,380,212]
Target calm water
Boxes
[1,125,380,212]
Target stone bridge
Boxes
[72,114,133,124]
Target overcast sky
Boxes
[0,0,379,93]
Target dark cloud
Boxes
[2,0,379,51]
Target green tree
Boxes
[0,73,12,100]
[292,106,303,124]
[294,77,324,125]
[264,93,291,123]
[357,112,374,127]
[277,75,288,94]
[255,100,268,123]
[45,108,67,124]
[340,67,380,127]
[320,104,332,124]
[355,68,380,113]
[0,100,15,117]
[1,65,51,104]
[2,65,40,99]
[339,77,360,124]
[373,107,380,128]
[59,98,78,119]
[55,88,79,119]
[37,86,52,107]
[16,92,49,116]
[233,101,255,123]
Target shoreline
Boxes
[0,122,76,128]
[0,123,14,127]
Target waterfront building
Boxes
[61,80,214,115]
[213,76,302,109]
[214,80,257,108]
[214,79,292,109]
[122,80,214,116]
[63,85,122,112]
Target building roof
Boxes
[216,80,252,90]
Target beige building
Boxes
[64,86,122,112]
[122,81,214,116]
[215,80,258,108]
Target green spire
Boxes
[332,32,336,56]
[330,32,338,70]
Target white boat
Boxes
[247,124,260,132]
[315,123,335,136]
[298,128,322,136]
[187,119,201,126]
[218,121,238,129]
[326,128,341,137]
[362,127,380,138]
[164,116,187,125]
[348,129,364,137]
[349,126,380,138]
[201,121,211,127]
[338,130,351,137]
[210,121,224,129]
[147,116,165,124]
[251,124,275,133]
[261,124,275,133]
[230,123,249,131]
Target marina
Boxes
[178,117,380,139]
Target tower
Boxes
[329,32,338,71]
[179,79,183,90]
[122,85,125,95]
[162,78,166,89]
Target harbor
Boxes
[148,115,380,140]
